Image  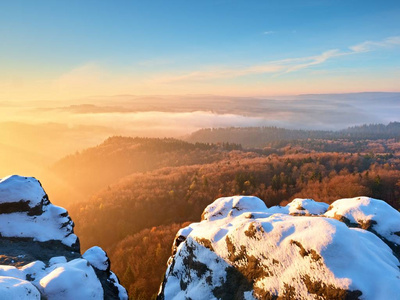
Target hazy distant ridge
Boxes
[187,122,400,148]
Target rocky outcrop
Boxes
[159,196,400,300]
[0,175,127,299]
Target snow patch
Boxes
[0,175,78,248]
[325,196,400,245]
[39,259,103,299]
[201,196,268,221]
[109,271,129,300]
[0,276,40,300]
[0,175,45,207]
[83,246,109,271]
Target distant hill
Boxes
[343,122,400,138]
[48,137,227,206]
[187,122,400,148]
[0,121,115,177]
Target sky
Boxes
[1,0,400,101]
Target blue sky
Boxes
[1,0,400,100]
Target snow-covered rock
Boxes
[39,259,103,299]
[0,175,127,300]
[159,196,400,300]
[0,175,78,250]
[324,196,400,259]
[268,197,330,216]
[0,276,41,300]
[83,246,110,271]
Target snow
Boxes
[0,175,46,207]
[0,211,77,246]
[0,276,40,300]
[0,266,23,279]
[0,175,78,247]
[287,198,329,215]
[20,261,46,281]
[161,195,400,299]
[324,196,400,245]
[83,246,109,271]
[39,259,103,299]
[163,238,230,300]
[322,226,400,299]
[49,257,67,266]
[201,196,268,221]
[0,254,105,299]
[267,198,329,215]
[0,256,129,300]
[0,175,128,299]
[109,272,129,300]
[177,225,194,238]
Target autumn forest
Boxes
[34,123,400,299]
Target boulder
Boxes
[0,175,128,299]
[159,196,400,300]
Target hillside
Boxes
[187,122,400,148]
[0,122,115,177]
[49,127,400,208]
[70,149,400,250]
[48,137,227,207]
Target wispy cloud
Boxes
[281,49,343,74]
[262,31,275,35]
[349,36,400,53]
[43,36,399,99]
[156,36,400,83]
[155,64,284,83]
[154,50,344,83]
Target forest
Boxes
[187,122,400,147]
[44,124,400,299]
